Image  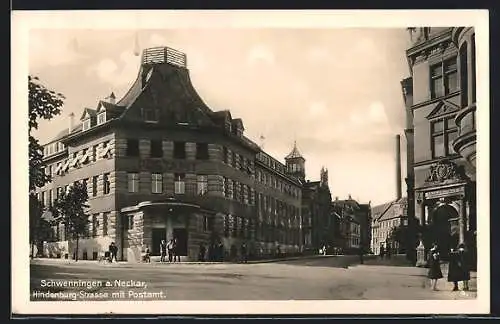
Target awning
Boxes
[121,197,202,213]
[99,145,112,159]
[70,155,80,168]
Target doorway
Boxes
[173,228,188,256]
[151,228,166,256]
[430,204,459,260]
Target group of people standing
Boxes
[426,242,471,291]
[159,238,180,262]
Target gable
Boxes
[96,102,107,113]
[232,118,245,131]
[80,108,96,121]
[426,100,460,120]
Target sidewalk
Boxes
[349,263,477,300]
[30,254,329,267]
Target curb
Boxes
[30,254,332,266]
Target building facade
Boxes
[404,27,477,263]
[331,197,370,254]
[371,197,408,255]
[302,167,332,252]
[36,46,307,262]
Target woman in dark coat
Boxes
[457,243,471,291]
[447,248,461,291]
[427,243,443,291]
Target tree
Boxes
[51,182,90,261]
[29,76,65,190]
[29,192,52,258]
[28,76,64,256]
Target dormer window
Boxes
[97,111,106,125]
[82,119,91,131]
[143,108,159,123]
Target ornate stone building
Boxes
[302,167,332,252]
[331,196,370,255]
[36,46,304,262]
[403,27,476,264]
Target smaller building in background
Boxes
[371,197,408,255]
[331,196,371,255]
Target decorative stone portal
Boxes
[120,198,216,262]
[415,159,476,265]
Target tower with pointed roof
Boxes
[285,141,305,181]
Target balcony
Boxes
[452,103,476,168]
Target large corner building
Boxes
[36,46,329,262]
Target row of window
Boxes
[221,177,255,205]
[256,152,288,174]
[256,192,301,223]
[44,142,66,157]
[222,215,301,245]
[44,141,112,177]
[82,111,107,131]
[222,146,255,175]
[47,212,110,241]
[256,169,301,198]
[39,173,112,207]
[125,139,211,160]
[127,172,210,196]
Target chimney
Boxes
[395,134,402,200]
[68,112,75,133]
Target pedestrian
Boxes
[427,243,443,291]
[143,245,151,263]
[108,243,114,263]
[447,248,461,291]
[160,240,167,262]
[380,245,385,260]
[199,243,206,262]
[173,238,180,262]
[167,239,174,262]
[240,242,248,263]
[109,242,118,263]
[457,243,471,291]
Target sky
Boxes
[30,28,413,206]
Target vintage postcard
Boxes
[11,10,489,315]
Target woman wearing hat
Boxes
[427,243,443,290]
